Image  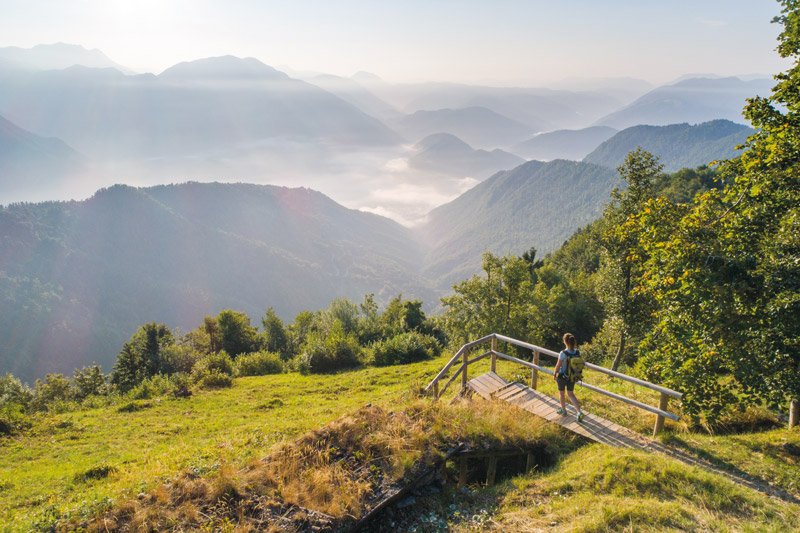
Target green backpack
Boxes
[566,350,585,383]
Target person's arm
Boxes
[554,353,563,379]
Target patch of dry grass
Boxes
[78,399,572,531]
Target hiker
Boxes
[553,332,585,422]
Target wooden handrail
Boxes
[492,333,682,399]
[426,333,683,435]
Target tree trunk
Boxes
[611,332,626,371]
[790,399,799,429]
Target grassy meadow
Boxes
[1,350,799,532]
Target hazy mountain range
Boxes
[0,43,770,223]
[0,43,767,381]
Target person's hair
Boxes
[563,333,576,350]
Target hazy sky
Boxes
[0,0,790,85]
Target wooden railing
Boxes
[425,333,683,437]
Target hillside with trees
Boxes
[0,183,434,382]
[418,159,619,287]
[583,119,753,172]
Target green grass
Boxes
[2,350,799,532]
[0,357,445,531]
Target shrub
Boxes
[0,402,31,435]
[297,321,362,374]
[0,373,34,409]
[73,365,108,400]
[193,351,235,379]
[371,331,442,366]
[235,351,285,377]
[128,374,173,400]
[160,345,202,375]
[200,369,234,389]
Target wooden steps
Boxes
[465,372,800,504]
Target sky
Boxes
[0,0,790,85]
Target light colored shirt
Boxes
[557,349,577,376]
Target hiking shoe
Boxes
[577,412,585,422]
[556,408,567,415]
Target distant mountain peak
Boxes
[158,56,290,81]
[0,42,133,73]
[414,132,473,151]
[352,71,382,83]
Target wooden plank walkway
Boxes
[466,372,800,504]
[468,372,651,448]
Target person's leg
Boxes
[567,390,581,413]
[557,378,567,414]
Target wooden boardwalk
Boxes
[468,372,653,449]
[467,372,800,504]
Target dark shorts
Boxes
[556,375,574,392]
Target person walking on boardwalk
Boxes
[554,332,585,422]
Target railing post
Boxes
[433,381,439,401]
[490,336,497,373]
[531,350,540,390]
[461,349,470,391]
[653,392,668,437]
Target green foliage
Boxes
[297,320,363,373]
[110,323,175,392]
[73,464,117,483]
[0,402,31,435]
[72,365,107,400]
[199,370,234,389]
[632,1,800,421]
[599,148,662,370]
[193,351,235,379]
[260,307,289,359]
[31,373,73,411]
[371,331,443,366]
[442,252,602,351]
[0,372,34,409]
[216,310,260,358]
[235,351,285,377]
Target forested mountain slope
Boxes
[584,119,753,172]
[418,159,618,287]
[0,183,432,382]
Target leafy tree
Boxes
[297,320,362,373]
[216,310,260,358]
[599,148,663,370]
[111,322,175,391]
[32,373,73,410]
[287,310,316,354]
[635,0,800,423]
[72,364,107,400]
[442,252,533,346]
[0,373,34,408]
[261,307,289,359]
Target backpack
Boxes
[566,350,585,383]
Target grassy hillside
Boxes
[2,352,798,531]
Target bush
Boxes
[371,331,442,366]
[200,369,234,389]
[192,351,235,380]
[235,351,285,377]
[0,402,31,435]
[297,321,362,374]
[160,345,202,375]
[128,374,173,400]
